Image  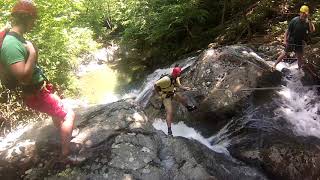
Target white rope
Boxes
[190,85,320,92]
[241,85,320,91]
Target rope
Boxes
[190,85,320,92]
[308,61,320,68]
[239,85,320,91]
[286,43,304,47]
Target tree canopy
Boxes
[1,0,319,90]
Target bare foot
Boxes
[58,152,86,165]
[59,143,87,165]
[71,128,80,138]
[64,154,86,164]
[69,142,83,153]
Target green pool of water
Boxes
[78,65,118,104]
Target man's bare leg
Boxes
[175,93,197,111]
[174,93,188,107]
[166,109,173,130]
[163,98,173,136]
[296,52,304,69]
[60,109,75,156]
[272,51,287,71]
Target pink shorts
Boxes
[24,84,67,119]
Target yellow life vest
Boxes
[155,75,175,93]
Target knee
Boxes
[166,110,173,117]
[282,53,288,58]
[280,51,287,56]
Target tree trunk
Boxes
[221,0,228,25]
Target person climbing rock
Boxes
[154,66,197,136]
[0,0,77,162]
[272,5,315,71]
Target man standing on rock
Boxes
[0,0,76,162]
[272,5,315,71]
[154,66,197,136]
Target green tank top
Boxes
[0,34,44,86]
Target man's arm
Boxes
[154,84,161,95]
[175,77,190,91]
[308,20,316,33]
[284,30,289,45]
[9,41,37,84]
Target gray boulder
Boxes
[145,45,281,132]
[0,100,266,180]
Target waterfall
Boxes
[152,119,230,155]
[275,67,320,138]
[206,60,320,151]
[135,56,197,108]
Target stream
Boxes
[1,44,319,179]
[75,44,319,155]
[134,50,320,161]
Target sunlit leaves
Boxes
[0,0,102,94]
[108,0,209,50]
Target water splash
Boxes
[135,68,172,108]
[62,98,89,109]
[152,119,229,155]
[135,56,197,108]
[0,124,34,151]
[276,68,320,138]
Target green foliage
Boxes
[115,0,209,45]
[148,3,209,43]
[74,0,110,38]
[96,0,214,85]
[33,0,103,93]
[312,8,320,36]
[0,0,102,132]
[270,21,288,36]
[66,27,101,63]
[0,0,102,95]
[0,88,46,135]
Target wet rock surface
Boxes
[1,44,319,180]
[145,45,282,134]
[226,92,320,180]
[230,133,320,180]
[0,100,266,179]
[142,44,320,180]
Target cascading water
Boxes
[152,119,230,155]
[132,56,235,153]
[2,43,319,178]
[135,68,173,108]
[205,60,320,151]
[135,56,197,108]
[275,65,320,138]
[142,49,319,159]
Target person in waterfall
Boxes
[272,5,315,71]
[0,0,77,162]
[154,66,197,136]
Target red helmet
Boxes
[12,0,37,18]
[172,67,182,77]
